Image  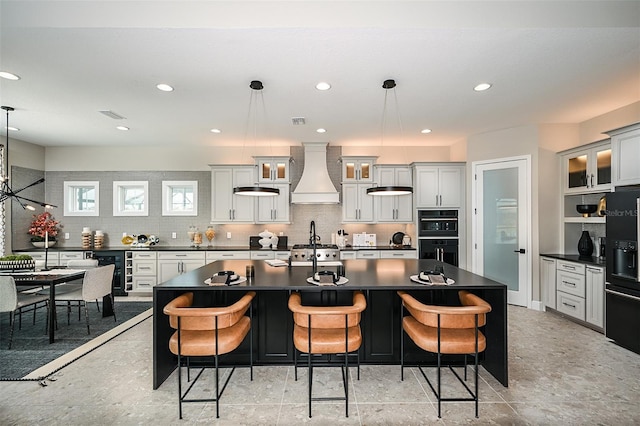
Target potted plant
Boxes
[0,254,35,270]
[28,211,61,248]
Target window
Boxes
[113,181,148,216]
[162,181,198,216]
[64,181,99,216]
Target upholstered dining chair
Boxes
[163,291,256,419]
[0,276,50,349]
[55,264,115,334]
[288,291,367,418]
[397,290,491,418]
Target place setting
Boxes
[410,267,455,286]
[205,270,247,286]
[306,266,348,287]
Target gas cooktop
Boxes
[291,244,340,261]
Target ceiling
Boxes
[0,1,639,149]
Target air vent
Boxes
[291,117,306,125]
[99,110,126,120]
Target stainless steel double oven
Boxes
[417,209,459,266]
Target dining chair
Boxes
[288,291,367,418]
[55,264,115,334]
[397,290,491,418]
[163,291,256,419]
[0,276,50,349]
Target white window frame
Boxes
[63,181,100,216]
[162,180,198,216]
[113,181,148,216]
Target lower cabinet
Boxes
[127,251,157,292]
[157,252,206,283]
[540,256,556,309]
[585,266,605,328]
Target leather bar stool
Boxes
[397,290,491,418]
[163,291,255,419]
[288,291,366,418]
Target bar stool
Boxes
[397,290,491,418]
[163,291,255,419]
[288,291,366,418]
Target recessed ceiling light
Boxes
[5,126,19,132]
[421,128,432,134]
[316,128,326,133]
[474,83,492,92]
[116,126,129,131]
[0,71,20,80]
[210,128,221,133]
[316,82,331,91]
[156,83,174,92]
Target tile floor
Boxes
[1,304,640,425]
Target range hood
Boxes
[291,142,340,204]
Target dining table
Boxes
[4,269,86,343]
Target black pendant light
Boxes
[233,81,279,197]
[367,80,413,196]
[0,106,57,209]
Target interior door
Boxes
[474,158,530,307]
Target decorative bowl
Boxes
[576,204,598,217]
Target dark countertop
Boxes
[540,253,606,268]
[16,245,416,252]
[155,258,505,291]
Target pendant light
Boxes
[0,106,57,209]
[367,79,413,196]
[233,80,279,197]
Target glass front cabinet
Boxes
[255,157,290,183]
[563,141,611,194]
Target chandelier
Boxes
[1,106,56,210]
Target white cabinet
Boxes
[275,251,290,261]
[250,251,275,260]
[256,183,290,223]
[340,251,356,260]
[16,251,60,267]
[379,250,416,259]
[356,250,380,259]
[126,251,157,292]
[206,251,251,262]
[540,256,556,309]
[561,141,611,194]
[607,123,640,187]
[59,251,85,264]
[255,156,290,183]
[586,266,605,328]
[157,252,206,283]
[342,157,375,182]
[210,166,255,223]
[374,166,413,222]
[414,165,464,208]
[342,183,375,223]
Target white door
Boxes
[473,157,530,307]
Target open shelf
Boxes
[564,217,606,224]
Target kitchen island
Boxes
[153,259,508,389]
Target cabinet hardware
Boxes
[562,281,576,287]
[562,265,576,270]
[605,289,640,302]
[563,302,576,309]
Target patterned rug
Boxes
[0,301,152,380]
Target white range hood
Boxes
[291,142,340,204]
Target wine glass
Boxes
[187,225,196,247]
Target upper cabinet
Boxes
[414,164,464,208]
[210,166,255,223]
[606,123,640,188]
[255,156,290,183]
[256,183,290,223]
[373,166,413,222]
[562,140,611,194]
[342,183,375,223]
[342,157,376,182]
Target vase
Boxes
[32,241,56,248]
[577,231,593,256]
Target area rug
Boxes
[0,301,152,381]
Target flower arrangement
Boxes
[28,211,61,242]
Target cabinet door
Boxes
[540,257,556,309]
[342,184,359,222]
[343,158,374,182]
[395,167,413,221]
[612,127,640,187]
[181,259,206,274]
[590,146,611,191]
[231,167,256,222]
[566,152,589,192]
[257,184,289,223]
[157,260,180,283]
[211,168,234,222]
[416,168,439,207]
[586,266,604,328]
[438,168,462,207]
[358,184,375,222]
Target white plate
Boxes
[409,275,455,285]
[204,276,247,286]
[306,276,348,286]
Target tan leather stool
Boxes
[164,291,255,419]
[397,290,491,418]
[288,291,366,418]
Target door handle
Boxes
[514,249,525,254]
